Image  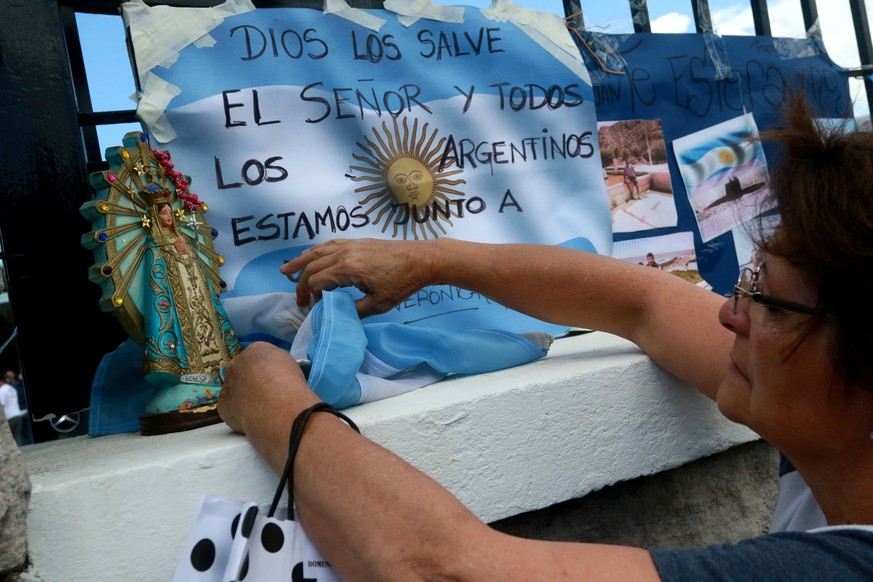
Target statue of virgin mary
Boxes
[81,132,241,434]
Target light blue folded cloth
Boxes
[89,290,553,435]
[88,337,155,436]
[290,290,553,409]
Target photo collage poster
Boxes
[578,31,852,294]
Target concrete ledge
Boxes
[493,439,778,548]
[21,332,758,581]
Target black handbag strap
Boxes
[268,402,360,520]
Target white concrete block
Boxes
[22,332,757,582]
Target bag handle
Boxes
[269,402,360,520]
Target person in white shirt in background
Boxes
[0,371,25,446]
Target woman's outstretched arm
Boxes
[217,341,662,582]
[282,238,731,399]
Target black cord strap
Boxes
[268,402,360,520]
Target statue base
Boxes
[140,381,223,436]
[140,405,223,436]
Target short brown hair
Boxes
[756,94,873,387]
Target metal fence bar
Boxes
[749,0,771,37]
[799,0,822,39]
[691,0,713,34]
[61,4,104,171]
[563,0,584,30]
[630,0,652,34]
[849,0,873,117]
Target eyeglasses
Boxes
[732,265,827,317]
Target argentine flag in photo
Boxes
[673,113,772,242]
[676,115,759,189]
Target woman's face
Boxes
[716,255,873,458]
[158,204,174,228]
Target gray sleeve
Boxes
[650,530,873,582]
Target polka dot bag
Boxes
[171,404,357,581]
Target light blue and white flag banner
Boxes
[672,113,773,243]
[123,0,611,345]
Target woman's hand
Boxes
[217,341,318,435]
[280,238,438,318]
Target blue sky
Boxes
[78,0,869,154]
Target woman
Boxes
[217,95,873,579]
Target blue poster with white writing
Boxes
[123,1,610,346]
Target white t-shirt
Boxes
[769,460,827,532]
[0,382,23,420]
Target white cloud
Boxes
[711,5,754,36]
[766,0,806,38]
[817,2,860,67]
[651,12,692,34]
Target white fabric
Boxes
[769,469,827,532]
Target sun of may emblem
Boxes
[717,148,736,165]
[350,117,466,240]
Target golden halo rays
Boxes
[350,117,466,240]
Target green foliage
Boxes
[670,269,704,284]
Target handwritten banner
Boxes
[127,5,610,344]
[579,32,851,293]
